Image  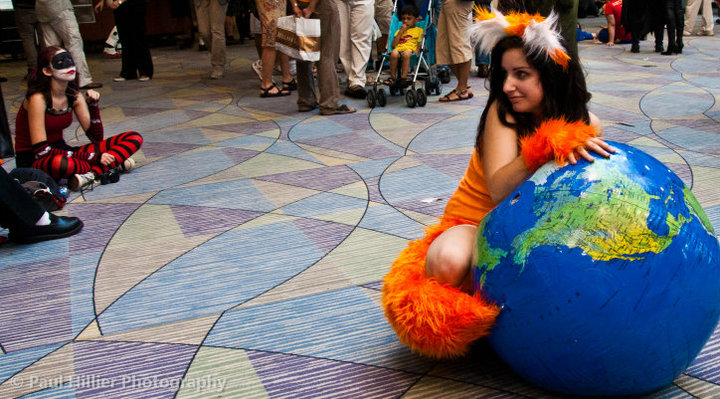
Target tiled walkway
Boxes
[1,17,719,398]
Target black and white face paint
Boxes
[51,51,76,82]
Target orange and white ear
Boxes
[523,12,570,69]
[468,6,509,56]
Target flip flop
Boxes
[439,89,473,102]
[260,83,291,98]
[383,77,396,86]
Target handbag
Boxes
[275,16,321,61]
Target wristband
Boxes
[520,119,597,171]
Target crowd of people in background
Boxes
[7,0,720,104]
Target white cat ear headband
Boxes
[468,7,570,69]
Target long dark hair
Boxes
[476,36,591,150]
[26,46,80,104]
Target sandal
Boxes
[282,79,297,91]
[260,83,291,98]
[439,89,473,102]
[383,77,396,86]
[319,104,357,115]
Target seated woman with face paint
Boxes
[14,46,143,191]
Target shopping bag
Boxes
[275,16,321,61]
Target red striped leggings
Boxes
[32,131,143,180]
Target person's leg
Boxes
[400,51,411,80]
[13,8,39,71]
[209,0,229,76]
[676,0,686,50]
[0,167,45,231]
[114,4,137,79]
[700,0,714,33]
[684,0,701,34]
[260,47,282,92]
[425,224,477,291]
[296,60,317,110]
[194,0,211,50]
[278,53,293,87]
[315,0,345,112]
[333,0,351,81]
[131,0,153,78]
[663,0,677,53]
[346,0,374,88]
[50,10,94,87]
[389,50,399,80]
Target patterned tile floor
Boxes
[1,16,720,398]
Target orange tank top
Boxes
[442,148,496,225]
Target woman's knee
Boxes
[426,243,472,286]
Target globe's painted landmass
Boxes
[475,142,715,285]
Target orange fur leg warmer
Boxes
[520,118,598,171]
[381,218,500,358]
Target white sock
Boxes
[35,212,51,226]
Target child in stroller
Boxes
[384,5,423,87]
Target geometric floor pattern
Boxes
[1,15,719,398]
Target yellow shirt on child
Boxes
[394,26,424,52]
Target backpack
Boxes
[9,168,67,212]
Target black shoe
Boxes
[675,43,683,53]
[631,44,640,53]
[661,44,676,55]
[655,44,664,53]
[9,214,83,244]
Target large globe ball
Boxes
[473,141,720,396]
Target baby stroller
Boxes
[366,0,443,108]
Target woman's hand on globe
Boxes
[568,137,615,165]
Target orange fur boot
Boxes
[382,218,500,358]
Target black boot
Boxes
[661,43,676,55]
[675,42,683,53]
[655,43,664,52]
[631,43,640,53]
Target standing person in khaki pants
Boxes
[194,0,230,79]
[35,0,102,89]
[293,0,356,115]
[684,0,714,35]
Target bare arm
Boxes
[482,101,533,204]
[392,24,409,48]
[74,92,92,131]
[606,14,616,46]
[27,94,49,146]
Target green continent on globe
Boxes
[476,160,694,284]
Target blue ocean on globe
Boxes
[473,141,720,396]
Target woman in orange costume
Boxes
[382,8,615,358]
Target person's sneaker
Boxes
[138,76,151,82]
[113,76,127,82]
[118,157,135,173]
[69,172,99,192]
[210,69,224,79]
[103,47,122,58]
